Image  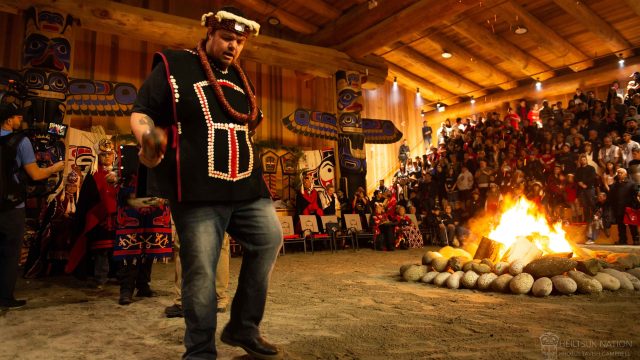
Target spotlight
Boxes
[470,96,476,104]
[393,76,397,84]
[514,25,528,35]
[619,57,625,67]
[441,51,452,59]
[535,79,542,90]
[436,102,445,112]
[416,87,420,94]
[267,16,280,26]
[420,110,425,117]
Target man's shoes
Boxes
[135,287,155,297]
[164,304,183,318]
[119,292,133,306]
[0,298,27,309]
[220,329,281,360]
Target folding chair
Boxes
[343,214,373,250]
[299,215,331,253]
[278,216,306,255]
[321,215,354,251]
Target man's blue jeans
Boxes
[171,197,283,359]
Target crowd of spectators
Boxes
[363,72,640,248]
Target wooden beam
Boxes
[387,62,458,106]
[496,1,593,72]
[624,0,640,18]
[308,0,414,47]
[0,3,19,14]
[419,33,517,90]
[552,0,634,58]
[1,0,388,86]
[450,18,555,81]
[338,0,491,58]
[286,0,341,19]
[235,0,318,34]
[423,56,640,122]
[389,47,487,98]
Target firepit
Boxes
[400,198,640,296]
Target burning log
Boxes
[474,237,504,263]
[500,237,543,265]
[605,253,638,270]
[523,256,578,279]
[544,252,573,259]
[576,259,602,276]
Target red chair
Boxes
[299,215,332,253]
[278,216,306,255]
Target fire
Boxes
[487,197,575,258]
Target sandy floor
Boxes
[1,247,639,360]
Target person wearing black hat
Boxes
[129,7,282,359]
[1,103,64,309]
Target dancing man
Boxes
[130,7,282,359]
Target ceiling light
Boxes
[420,110,425,117]
[438,103,445,112]
[470,96,476,104]
[368,0,378,10]
[441,51,452,59]
[393,76,397,84]
[267,16,280,25]
[535,79,542,90]
[416,87,420,94]
[514,25,528,35]
[619,58,625,67]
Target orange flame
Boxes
[487,197,576,259]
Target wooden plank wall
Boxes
[1,2,632,195]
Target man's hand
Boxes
[51,161,65,173]
[139,128,167,168]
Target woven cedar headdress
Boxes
[201,9,260,37]
[97,138,115,154]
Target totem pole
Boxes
[21,6,74,205]
[283,70,402,199]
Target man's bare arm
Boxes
[130,112,167,168]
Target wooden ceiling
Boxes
[231,0,640,110]
[3,0,640,114]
